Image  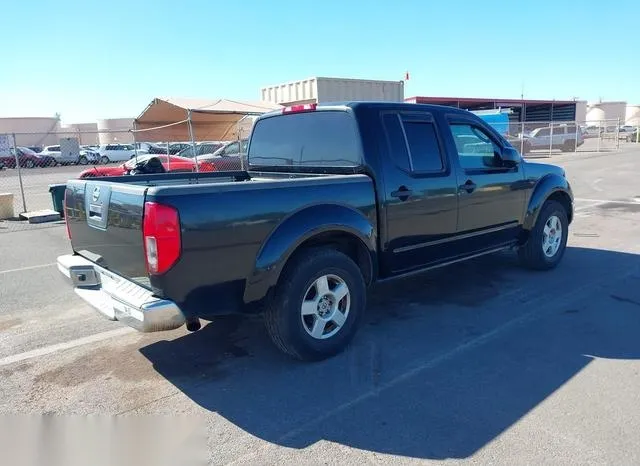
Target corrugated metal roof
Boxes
[407,96,581,106]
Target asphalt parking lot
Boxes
[1,148,640,464]
[0,164,89,215]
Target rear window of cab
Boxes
[248,111,362,168]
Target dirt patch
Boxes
[0,317,22,331]
[34,341,160,387]
[35,320,252,389]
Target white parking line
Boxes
[0,263,56,275]
[0,327,134,367]
[575,198,640,205]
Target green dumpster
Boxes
[49,184,66,217]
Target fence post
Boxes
[187,110,199,173]
[131,121,138,163]
[574,121,578,153]
[520,121,525,155]
[597,121,601,152]
[166,141,171,171]
[11,134,27,213]
[616,118,620,150]
[548,123,553,157]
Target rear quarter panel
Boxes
[147,175,377,318]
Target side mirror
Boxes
[500,146,521,167]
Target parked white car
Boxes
[40,145,62,160]
[95,144,147,164]
[41,143,87,164]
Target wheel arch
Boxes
[523,174,573,231]
[243,204,377,305]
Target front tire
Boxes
[264,248,366,361]
[78,155,88,165]
[24,159,35,168]
[100,156,110,164]
[518,200,568,270]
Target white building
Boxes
[261,77,405,106]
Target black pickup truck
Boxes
[58,102,573,361]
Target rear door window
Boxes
[382,113,445,174]
[382,113,411,172]
[249,111,361,168]
[402,120,444,172]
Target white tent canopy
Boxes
[134,98,281,142]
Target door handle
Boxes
[391,186,413,201]
[459,180,477,193]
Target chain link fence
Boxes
[502,119,637,158]
[0,125,251,233]
[1,117,638,232]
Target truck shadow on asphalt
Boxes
[140,246,640,460]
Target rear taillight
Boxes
[282,103,317,114]
[142,202,181,274]
[64,189,71,239]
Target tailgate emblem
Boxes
[92,186,101,202]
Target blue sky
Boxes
[3,0,639,123]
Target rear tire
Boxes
[25,159,35,169]
[264,248,366,361]
[78,156,88,165]
[518,200,568,270]
[100,156,110,164]
[562,140,575,152]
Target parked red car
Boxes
[0,147,57,168]
[77,154,216,178]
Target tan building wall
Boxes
[59,123,99,145]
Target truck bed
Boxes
[64,170,377,317]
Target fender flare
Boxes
[523,174,573,231]
[243,204,376,304]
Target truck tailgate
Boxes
[65,179,150,287]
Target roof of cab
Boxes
[260,101,472,119]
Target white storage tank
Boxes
[0,117,61,147]
[97,118,134,144]
[586,106,605,125]
[587,101,626,125]
[625,105,640,126]
[261,77,404,106]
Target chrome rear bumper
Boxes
[57,254,185,332]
